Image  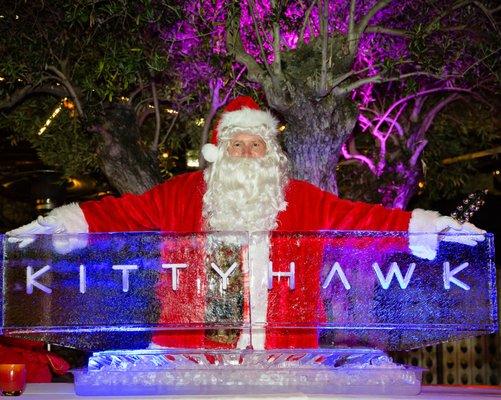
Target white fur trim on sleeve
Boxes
[48,203,89,233]
[408,208,440,260]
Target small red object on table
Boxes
[0,364,27,396]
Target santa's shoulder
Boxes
[167,170,204,184]
[152,170,205,193]
[286,179,339,199]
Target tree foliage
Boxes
[1,0,499,204]
[0,0,191,193]
[337,0,500,208]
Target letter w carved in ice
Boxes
[372,262,416,289]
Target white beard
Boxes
[203,142,289,350]
[203,147,289,232]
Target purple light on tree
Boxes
[160,0,498,204]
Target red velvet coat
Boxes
[81,171,411,349]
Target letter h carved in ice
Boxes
[268,261,295,289]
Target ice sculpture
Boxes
[0,231,497,395]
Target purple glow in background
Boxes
[158,1,494,207]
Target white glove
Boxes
[7,203,89,254]
[7,215,66,248]
[435,216,485,246]
[409,209,485,260]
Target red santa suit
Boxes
[80,171,411,349]
[7,94,482,356]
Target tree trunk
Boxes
[95,104,163,195]
[345,124,423,209]
[234,28,358,194]
[278,92,358,194]
[391,169,420,209]
[377,166,421,209]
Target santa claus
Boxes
[7,96,484,351]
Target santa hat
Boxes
[201,96,279,163]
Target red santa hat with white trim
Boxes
[201,96,279,163]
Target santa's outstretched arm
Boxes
[335,198,485,260]
[293,180,485,260]
[7,203,89,252]
[6,178,172,251]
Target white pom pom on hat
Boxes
[201,96,279,163]
[201,143,219,163]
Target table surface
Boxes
[19,383,501,399]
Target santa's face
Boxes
[227,132,267,158]
[203,134,289,232]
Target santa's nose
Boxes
[243,144,256,157]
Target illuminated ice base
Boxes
[73,348,423,396]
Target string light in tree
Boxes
[37,97,73,135]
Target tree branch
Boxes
[138,108,154,127]
[328,60,414,95]
[438,24,468,32]
[410,95,426,123]
[461,47,501,76]
[299,1,316,45]
[226,8,266,83]
[327,64,376,93]
[0,85,68,110]
[247,0,275,80]
[159,112,179,148]
[46,66,85,118]
[413,93,461,149]
[351,0,392,54]
[270,0,283,77]
[341,142,377,174]
[318,0,329,95]
[374,87,471,139]
[427,0,471,31]
[222,66,247,104]
[409,139,428,167]
[134,97,153,115]
[356,0,393,34]
[198,67,247,169]
[199,78,224,169]
[149,73,161,152]
[128,80,147,105]
[335,71,450,95]
[365,26,410,37]
[428,0,501,32]
[381,104,406,138]
[348,0,356,52]
[431,1,499,33]
[442,146,501,164]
